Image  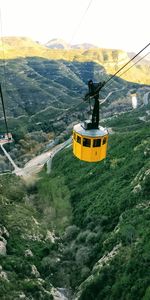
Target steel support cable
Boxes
[100,51,150,92]
[0,83,9,136]
[104,42,150,85]
[68,48,150,113]
[0,10,10,137]
[86,42,150,101]
[0,9,7,89]
[117,52,150,78]
[59,52,150,115]
[44,48,150,127]
[60,44,150,113]
[70,0,93,44]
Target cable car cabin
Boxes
[73,79,108,162]
[73,122,108,162]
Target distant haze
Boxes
[45,38,98,49]
[1,0,150,52]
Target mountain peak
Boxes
[44,38,98,50]
[45,38,70,49]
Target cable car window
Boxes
[77,135,81,144]
[83,138,91,147]
[103,137,107,145]
[93,139,101,147]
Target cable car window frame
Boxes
[93,139,101,147]
[76,135,81,144]
[73,132,76,141]
[102,137,107,145]
[83,138,91,147]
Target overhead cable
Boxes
[0,83,9,136]
[104,42,150,86]
[85,42,150,101]
[70,44,150,111]
[118,52,150,78]
[0,10,9,136]
[70,0,93,44]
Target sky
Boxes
[0,0,150,52]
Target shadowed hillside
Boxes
[0,56,148,136]
[0,38,149,137]
[0,37,149,172]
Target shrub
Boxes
[64,225,79,241]
[86,232,98,245]
[75,246,90,266]
[76,230,91,243]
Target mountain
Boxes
[128,52,150,65]
[0,37,150,85]
[0,36,50,58]
[0,36,149,166]
[45,38,71,49]
[0,104,149,299]
[0,37,150,298]
[71,42,98,49]
[41,105,150,299]
[45,39,98,50]
[1,38,146,133]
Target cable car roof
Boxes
[73,123,108,137]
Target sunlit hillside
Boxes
[0,37,150,84]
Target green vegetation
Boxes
[41,106,149,298]
[0,37,149,298]
[0,175,56,299]
[32,171,72,232]
[0,105,150,299]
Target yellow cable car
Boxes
[73,123,108,162]
[73,80,108,162]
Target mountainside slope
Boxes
[0,37,150,84]
[0,37,149,174]
[44,105,150,299]
[0,175,57,299]
[0,104,150,299]
[1,54,145,138]
[0,37,149,140]
[45,39,98,50]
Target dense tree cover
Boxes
[46,106,150,298]
[0,175,56,299]
[0,105,150,299]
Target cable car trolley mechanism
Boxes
[73,80,108,162]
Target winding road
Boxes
[0,138,72,180]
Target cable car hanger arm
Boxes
[83,80,106,129]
